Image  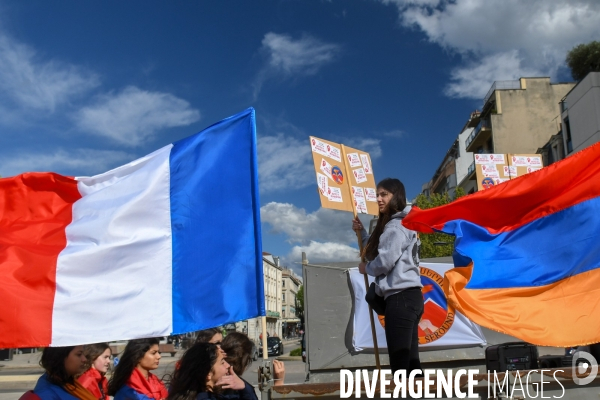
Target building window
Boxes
[283,293,285,302]
[282,280,285,287]
[564,117,573,153]
[486,138,494,153]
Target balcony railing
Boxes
[482,80,521,106]
[465,118,492,149]
[467,161,475,176]
[473,118,491,138]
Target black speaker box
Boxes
[486,342,538,371]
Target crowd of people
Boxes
[20,329,286,400]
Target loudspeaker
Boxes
[485,342,538,371]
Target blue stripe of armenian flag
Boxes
[403,142,600,347]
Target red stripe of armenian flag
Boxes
[403,142,600,347]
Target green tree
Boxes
[566,41,600,81]
[413,187,464,259]
[295,284,304,326]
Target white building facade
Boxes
[239,253,283,342]
[281,268,302,338]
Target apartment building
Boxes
[559,72,600,156]
[460,77,575,188]
[281,268,302,338]
[422,111,478,197]
[465,77,574,155]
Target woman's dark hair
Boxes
[81,343,111,373]
[362,178,407,261]
[40,346,78,386]
[221,332,253,376]
[108,338,160,396]
[167,343,220,400]
[195,328,221,344]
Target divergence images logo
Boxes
[572,351,598,385]
[418,267,455,344]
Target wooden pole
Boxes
[341,144,381,374]
[261,316,268,360]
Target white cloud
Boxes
[74,86,201,146]
[257,134,314,193]
[382,129,406,139]
[254,32,341,97]
[382,0,600,99]
[0,33,99,113]
[287,241,360,264]
[444,51,541,99]
[0,149,135,178]
[344,138,383,159]
[262,32,341,76]
[261,202,372,245]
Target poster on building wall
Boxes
[309,137,379,215]
[474,153,511,190]
[508,154,543,178]
[474,153,545,190]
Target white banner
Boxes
[350,263,486,351]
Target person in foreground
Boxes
[20,346,96,400]
[221,332,285,389]
[108,338,168,400]
[167,342,255,400]
[78,343,111,399]
[352,178,424,374]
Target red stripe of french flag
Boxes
[0,173,81,347]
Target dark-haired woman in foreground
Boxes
[352,178,423,374]
[108,338,168,400]
[77,343,111,399]
[168,342,255,400]
[21,346,96,399]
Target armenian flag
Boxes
[403,142,600,347]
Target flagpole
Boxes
[355,222,382,374]
[261,316,268,360]
[341,145,382,375]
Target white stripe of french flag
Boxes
[54,145,175,345]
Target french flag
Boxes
[0,108,264,348]
[402,141,600,347]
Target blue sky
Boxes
[1,0,599,272]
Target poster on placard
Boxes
[508,154,544,178]
[342,145,379,215]
[310,137,353,212]
[310,137,378,215]
[474,153,511,191]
